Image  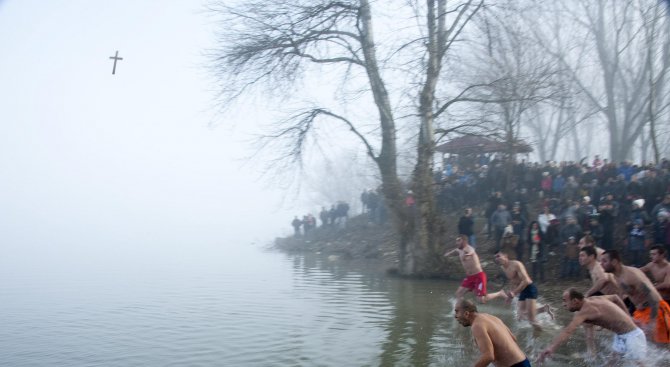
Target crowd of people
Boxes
[446,155,670,365]
[448,232,669,366]
[291,201,351,237]
[288,154,670,364]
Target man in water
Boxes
[581,246,622,298]
[538,289,646,366]
[639,245,670,303]
[600,250,670,344]
[494,251,553,328]
[444,235,507,303]
[454,299,531,367]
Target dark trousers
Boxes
[560,258,579,279]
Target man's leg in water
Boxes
[537,303,554,320]
[479,289,508,304]
[455,286,469,302]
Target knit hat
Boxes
[633,199,645,208]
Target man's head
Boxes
[600,250,622,273]
[494,251,510,265]
[562,288,585,312]
[650,245,667,264]
[464,208,472,216]
[456,235,468,249]
[454,299,478,327]
[579,245,597,266]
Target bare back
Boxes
[472,313,526,367]
[576,296,637,334]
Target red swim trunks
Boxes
[461,271,487,297]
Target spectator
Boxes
[458,208,476,247]
[537,206,556,235]
[527,221,546,282]
[626,219,647,268]
[491,204,512,252]
[291,216,302,237]
[560,236,580,279]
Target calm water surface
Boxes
[1,242,667,366]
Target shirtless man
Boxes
[580,246,622,298]
[494,251,553,327]
[639,245,670,303]
[444,235,507,303]
[538,289,646,366]
[578,235,604,259]
[600,250,670,344]
[454,299,531,367]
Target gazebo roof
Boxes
[435,135,532,155]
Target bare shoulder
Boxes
[623,266,647,281]
[510,260,527,274]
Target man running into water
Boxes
[639,245,670,303]
[600,250,670,344]
[538,288,646,366]
[444,235,507,303]
[454,299,531,367]
[494,251,553,328]
[581,246,623,298]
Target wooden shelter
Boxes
[435,135,532,155]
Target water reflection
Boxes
[288,252,669,367]
[2,244,668,366]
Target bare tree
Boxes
[641,1,670,163]
[529,0,670,162]
[209,0,484,276]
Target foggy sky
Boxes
[0,0,299,262]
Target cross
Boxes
[109,50,123,75]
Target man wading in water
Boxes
[444,235,508,303]
[455,299,531,367]
[494,251,553,330]
[538,288,646,366]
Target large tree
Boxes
[210,0,483,276]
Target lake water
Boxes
[1,241,668,366]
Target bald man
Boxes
[454,299,530,367]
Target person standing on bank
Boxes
[454,299,531,367]
[458,208,476,247]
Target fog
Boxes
[0,0,298,273]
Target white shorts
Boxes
[611,327,646,360]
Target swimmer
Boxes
[454,299,531,367]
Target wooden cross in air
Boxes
[109,51,123,75]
